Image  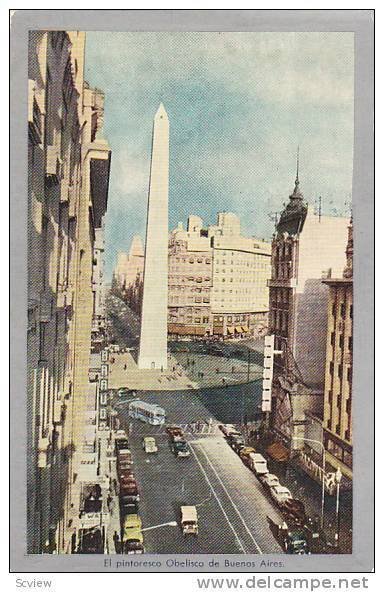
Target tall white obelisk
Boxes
[138,103,169,370]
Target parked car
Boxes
[270,485,293,506]
[122,514,144,554]
[247,453,269,476]
[281,498,306,524]
[260,473,280,488]
[283,529,309,555]
[239,447,257,461]
[115,438,130,452]
[227,432,244,443]
[142,436,158,453]
[120,482,140,500]
[120,497,139,516]
[219,424,237,437]
[231,438,246,453]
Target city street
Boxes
[117,401,282,554]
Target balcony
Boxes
[45,145,61,185]
[28,80,42,146]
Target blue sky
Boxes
[84,32,354,280]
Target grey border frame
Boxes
[10,9,374,573]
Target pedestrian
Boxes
[124,364,127,370]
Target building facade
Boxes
[112,235,144,314]
[322,221,353,480]
[267,166,349,456]
[168,213,271,339]
[168,217,213,337]
[27,31,111,554]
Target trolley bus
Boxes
[128,400,166,426]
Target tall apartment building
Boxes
[322,221,353,480]
[168,216,213,337]
[267,166,349,455]
[209,213,271,337]
[27,31,111,554]
[168,213,271,338]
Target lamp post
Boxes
[334,467,342,549]
[291,436,326,529]
[141,521,178,532]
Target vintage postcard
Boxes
[10,10,374,574]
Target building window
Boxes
[339,334,344,348]
[329,361,334,375]
[349,304,353,319]
[328,390,333,404]
[332,303,336,317]
[338,364,343,379]
[330,332,335,346]
[348,336,353,351]
[340,303,346,319]
[100,392,107,405]
[347,367,352,383]
[100,408,107,420]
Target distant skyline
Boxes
[84,32,354,280]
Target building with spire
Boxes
[267,152,350,467]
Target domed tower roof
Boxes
[276,147,308,236]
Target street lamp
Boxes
[141,521,178,532]
[334,467,343,548]
[291,436,326,529]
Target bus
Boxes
[128,400,166,426]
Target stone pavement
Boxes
[108,350,198,391]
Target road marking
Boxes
[196,442,263,555]
[189,443,247,554]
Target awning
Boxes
[194,326,207,336]
[235,326,243,334]
[227,326,234,335]
[241,326,249,332]
[213,327,224,335]
[267,441,290,462]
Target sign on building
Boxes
[262,334,274,412]
[101,349,109,362]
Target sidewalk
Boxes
[246,431,352,554]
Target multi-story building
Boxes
[209,213,271,337]
[27,31,111,554]
[91,223,107,351]
[267,165,349,458]
[112,235,144,313]
[322,220,353,481]
[168,217,213,337]
[168,213,271,338]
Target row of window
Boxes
[169,316,210,324]
[330,331,353,351]
[329,361,353,383]
[332,301,353,320]
[169,296,210,304]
